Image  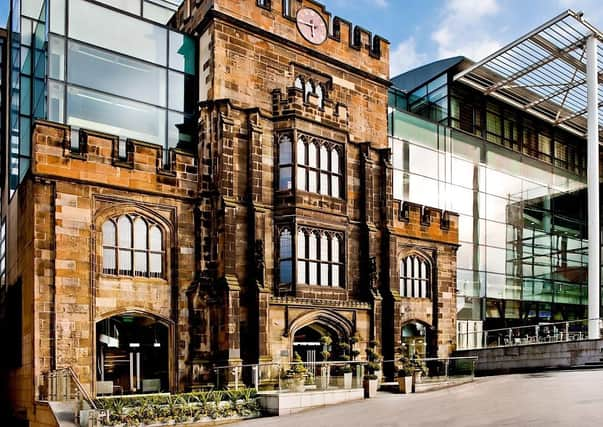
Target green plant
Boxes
[320,335,333,346]
[365,340,382,375]
[398,356,425,377]
[282,352,308,380]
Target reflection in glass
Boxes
[117,216,132,247]
[69,0,167,65]
[67,86,166,146]
[150,226,162,251]
[133,218,147,249]
[68,41,167,107]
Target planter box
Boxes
[363,378,378,398]
[397,376,413,394]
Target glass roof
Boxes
[453,10,603,139]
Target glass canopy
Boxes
[453,10,603,139]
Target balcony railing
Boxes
[457,318,603,350]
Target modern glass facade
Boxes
[9,0,195,195]
[388,73,599,328]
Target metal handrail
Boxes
[38,367,96,410]
[457,317,603,350]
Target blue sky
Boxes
[1,0,602,77]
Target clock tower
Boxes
[170,0,458,386]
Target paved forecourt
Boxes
[232,369,603,427]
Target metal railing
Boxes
[211,360,370,393]
[38,367,95,408]
[381,356,478,383]
[457,318,603,350]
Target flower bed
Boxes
[93,389,260,426]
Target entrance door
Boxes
[96,313,169,395]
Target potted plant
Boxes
[282,352,307,392]
[397,357,414,394]
[333,341,353,389]
[363,340,382,398]
[366,340,383,383]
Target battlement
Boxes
[271,85,348,128]
[392,200,459,245]
[31,121,197,198]
[173,0,390,80]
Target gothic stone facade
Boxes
[2,0,458,423]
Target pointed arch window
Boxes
[294,76,303,90]
[278,135,293,190]
[400,255,430,298]
[315,84,324,108]
[304,80,314,102]
[279,228,293,285]
[102,214,165,278]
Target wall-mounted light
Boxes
[129,343,140,348]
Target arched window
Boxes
[315,84,324,108]
[307,141,318,193]
[400,255,430,298]
[102,220,117,274]
[304,80,313,102]
[117,216,132,275]
[296,137,306,190]
[278,135,293,190]
[294,76,303,90]
[279,229,293,285]
[102,215,165,278]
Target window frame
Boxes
[295,134,344,199]
[399,254,431,298]
[277,224,346,292]
[101,214,165,279]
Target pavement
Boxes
[231,369,603,427]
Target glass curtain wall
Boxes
[9,0,195,192]
[9,0,46,195]
[47,0,196,163]
[389,99,590,328]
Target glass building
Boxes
[8,0,196,195]
[389,56,597,329]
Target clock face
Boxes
[296,8,328,45]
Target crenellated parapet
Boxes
[271,86,348,128]
[391,200,459,245]
[173,0,390,80]
[31,121,198,198]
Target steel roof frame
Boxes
[453,10,603,139]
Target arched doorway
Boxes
[96,313,169,395]
[293,324,341,363]
[401,321,432,359]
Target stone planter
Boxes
[363,378,378,398]
[397,376,413,394]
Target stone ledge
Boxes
[258,388,364,416]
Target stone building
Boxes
[0,0,458,424]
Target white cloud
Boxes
[390,36,428,76]
[431,0,504,61]
[373,0,388,8]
